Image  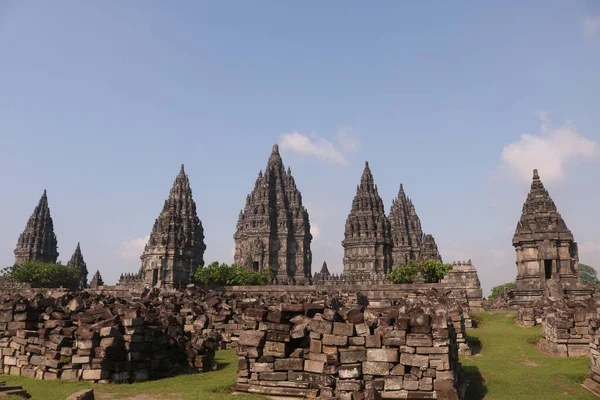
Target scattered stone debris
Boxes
[0,381,30,398]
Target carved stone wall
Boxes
[140,165,206,289]
[14,190,59,265]
[342,162,393,276]
[234,145,312,284]
[509,169,592,306]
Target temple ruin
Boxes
[342,162,393,276]
[234,144,313,284]
[138,165,206,289]
[389,184,442,266]
[509,169,591,306]
[67,242,88,289]
[14,190,59,265]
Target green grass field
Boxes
[0,311,595,399]
[462,311,595,400]
[0,350,265,400]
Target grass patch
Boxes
[0,350,265,400]
[462,311,594,400]
[1,312,595,399]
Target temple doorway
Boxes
[544,260,552,280]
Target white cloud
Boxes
[336,127,361,152]
[311,224,321,240]
[279,128,361,167]
[583,16,600,37]
[117,236,149,260]
[500,112,597,183]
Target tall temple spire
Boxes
[342,162,392,275]
[67,242,88,289]
[388,184,441,265]
[140,165,206,288]
[320,261,330,276]
[234,144,313,284]
[14,190,59,265]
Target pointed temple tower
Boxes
[234,144,313,284]
[14,190,59,265]
[342,162,393,276]
[140,165,206,289]
[89,270,104,289]
[388,184,442,266]
[67,242,88,289]
[509,169,591,305]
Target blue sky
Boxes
[1,1,599,295]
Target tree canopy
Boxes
[579,263,599,286]
[194,262,271,286]
[388,260,452,284]
[0,261,80,289]
[487,282,516,303]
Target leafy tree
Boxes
[487,282,516,303]
[194,262,271,286]
[579,263,599,286]
[388,259,453,284]
[388,262,417,284]
[421,259,453,283]
[1,261,80,289]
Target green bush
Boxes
[488,282,516,303]
[0,261,80,289]
[579,263,599,286]
[194,261,271,286]
[388,260,452,284]
[388,262,417,284]
[421,259,453,283]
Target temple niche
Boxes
[342,162,393,276]
[234,144,312,284]
[509,169,591,306]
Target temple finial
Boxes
[180,164,185,174]
[272,144,279,154]
[533,169,539,179]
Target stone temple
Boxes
[509,169,590,305]
[388,184,442,266]
[234,144,312,284]
[67,242,88,289]
[14,190,59,265]
[135,165,206,289]
[342,162,393,276]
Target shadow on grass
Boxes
[215,360,232,372]
[463,364,487,400]
[467,334,482,355]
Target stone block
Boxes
[362,361,391,376]
[304,359,325,374]
[367,348,398,363]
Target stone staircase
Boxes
[0,382,30,398]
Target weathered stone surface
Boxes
[233,144,312,284]
[389,184,441,266]
[342,162,392,276]
[14,190,59,265]
[510,169,591,306]
[367,349,398,363]
[136,165,206,289]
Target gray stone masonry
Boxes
[14,190,59,265]
[234,144,312,284]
